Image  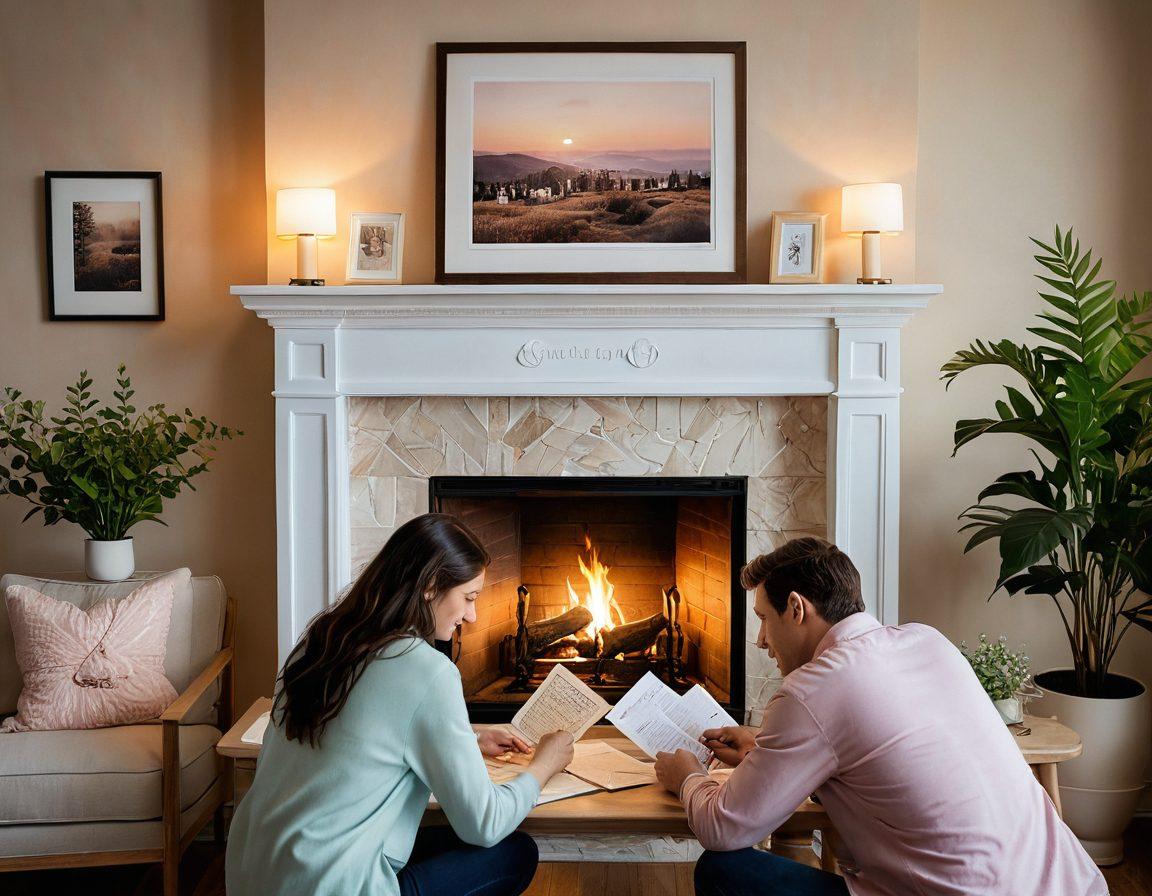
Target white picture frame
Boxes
[346,212,404,283]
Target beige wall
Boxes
[909,0,1152,688]
[3,0,1151,725]
[0,0,276,711]
[263,0,920,286]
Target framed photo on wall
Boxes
[45,171,164,321]
[768,212,826,284]
[346,212,405,282]
[436,42,746,284]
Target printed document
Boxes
[510,664,611,745]
[606,672,738,763]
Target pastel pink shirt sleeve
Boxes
[679,690,837,851]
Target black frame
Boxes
[436,41,748,285]
[45,170,165,321]
[430,475,748,724]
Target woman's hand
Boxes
[475,725,533,758]
[526,730,575,787]
[700,725,758,767]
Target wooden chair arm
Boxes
[161,646,234,723]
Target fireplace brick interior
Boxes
[435,478,743,719]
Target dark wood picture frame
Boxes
[436,42,747,285]
[45,170,165,321]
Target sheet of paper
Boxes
[565,740,657,791]
[511,664,611,745]
[606,672,725,763]
[429,760,599,808]
[667,684,740,739]
[240,710,271,745]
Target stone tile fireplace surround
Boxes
[236,283,939,723]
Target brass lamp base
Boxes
[857,277,892,285]
[289,278,325,286]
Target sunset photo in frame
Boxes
[436,42,746,284]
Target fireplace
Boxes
[432,476,746,722]
[235,282,938,724]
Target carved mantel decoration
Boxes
[234,283,941,679]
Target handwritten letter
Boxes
[511,664,611,745]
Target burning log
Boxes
[598,612,666,659]
[525,605,594,656]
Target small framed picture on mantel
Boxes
[436,41,747,285]
[45,171,164,321]
[768,212,826,284]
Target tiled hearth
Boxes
[348,395,826,719]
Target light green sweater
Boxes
[225,637,541,896]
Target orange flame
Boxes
[567,534,625,636]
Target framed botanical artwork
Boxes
[346,212,405,282]
[436,42,746,284]
[45,171,164,321]
[768,212,826,284]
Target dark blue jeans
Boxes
[397,826,538,896]
[695,848,849,896]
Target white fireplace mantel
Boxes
[234,283,941,662]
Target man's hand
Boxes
[654,748,706,797]
[475,724,533,758]
[700,725,758,767]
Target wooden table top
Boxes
[216,699,1081,835]
[218,699,1082,766]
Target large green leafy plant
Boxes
[942,227,1152,697]
[0,366,240,541]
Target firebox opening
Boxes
[430,476,746,724]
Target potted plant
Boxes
[960,634,1033,724]
[0,366,240,581]
[942,226,1152,864]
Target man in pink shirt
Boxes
[654,537,1106,896]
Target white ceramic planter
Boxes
[85,538,135,582]
[993,696,1023,725]
[1032,669,1150,866]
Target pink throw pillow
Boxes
[1,576,178,732]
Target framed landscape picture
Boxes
[768,212,826,284]
[45,171,164,320]
[347,211,405,282]
[436,42,746,284]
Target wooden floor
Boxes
[5,820,1151,895]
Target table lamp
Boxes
[276,188,337,286]
[841,183,903,284]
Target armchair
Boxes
[0,569,235,896]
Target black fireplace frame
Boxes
[429,475,748,724]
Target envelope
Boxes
[564,740,658,791]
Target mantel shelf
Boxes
[233,283,941,296]
[233,282,942,326]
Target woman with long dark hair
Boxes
[226,513,573,896]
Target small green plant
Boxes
[960,634,1031,700]
[0,366,240,541]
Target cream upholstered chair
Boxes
[0,568,235,896]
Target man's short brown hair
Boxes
[740,537,864,624]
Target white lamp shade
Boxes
[276,188,337,237]
[841,182,904,234]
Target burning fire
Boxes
[567,534,625,637]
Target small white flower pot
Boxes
[993,696,1023,725]
[85,538,135,582]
